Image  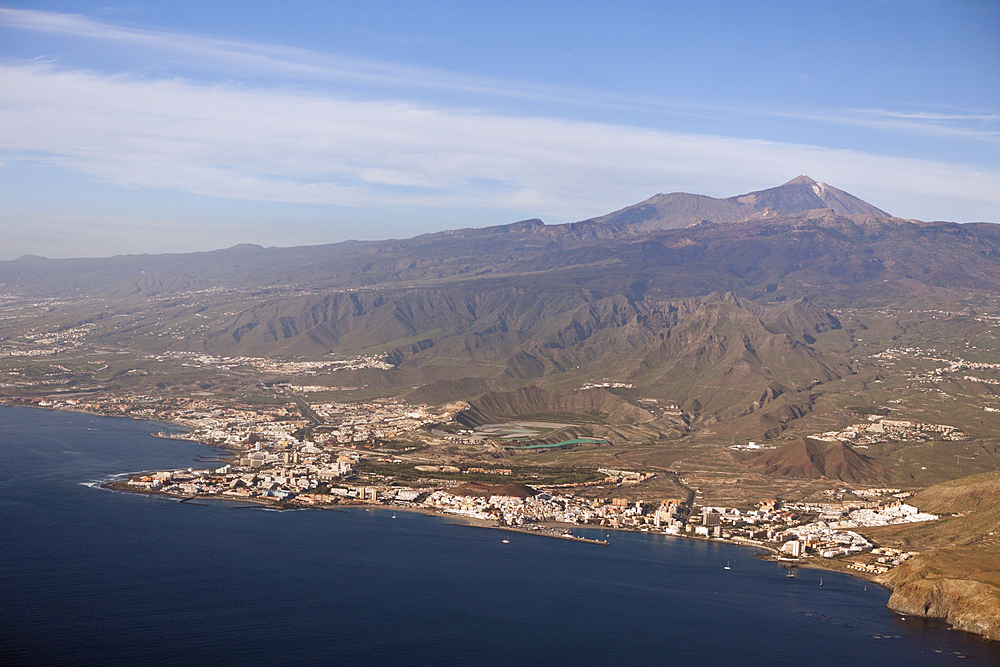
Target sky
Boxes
[0,1,998,259]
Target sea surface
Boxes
[2,405,998,666]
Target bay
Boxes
[1,405,997,666]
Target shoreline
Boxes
[55,384,892,588]
[102,479,886,587]
[103,480,611,544]
[150,431,202,444]
[21,398,908,587]
[6,402,986,640]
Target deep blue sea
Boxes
[2,405,998,666]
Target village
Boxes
[809,415,967,446]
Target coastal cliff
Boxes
[882,567,1000,641]
[866,470,1000,642]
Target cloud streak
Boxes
[2,8,996,146]
[1,61,999,228]
[0,8,604,107]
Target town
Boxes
[102,390,939,580]
[0,311,956,583]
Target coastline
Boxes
[11,398,918,587]
[102,480,612,544]
[101,478,886,586]
[149,430,202,444]
[6,401,988,641]
[50,386,899,588]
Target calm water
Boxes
[1,405,997,666]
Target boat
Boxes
[786,570,795,578]
[819,578,823,586]
[724,561,731,570]
[502,538,510,544]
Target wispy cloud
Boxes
[0,8,601,107]
[1,8,996,146]
[846,108,1000,143]
[857,109,999,123]
[1,61,998,227]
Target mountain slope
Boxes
[456,385,655,427]
[747,437,891,483]
[5,178,1000,434]
[867,471,1000,641]
[586,175,890,231]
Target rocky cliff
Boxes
[883,574,1000,641]
[868,470,1000,642]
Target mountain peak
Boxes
[585,177,890,232]
[752,177,889,219]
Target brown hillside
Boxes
[868,470,1000,641]
[456,385,654,427]
[748,437,890,483]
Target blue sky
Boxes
[1,1,998,259]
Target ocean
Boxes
[1,405,997,666]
